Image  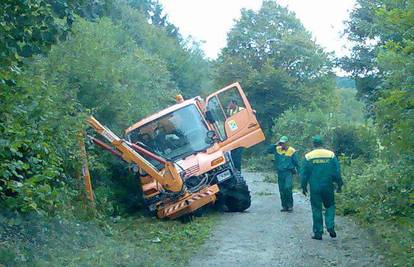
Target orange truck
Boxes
[84,82,265,219]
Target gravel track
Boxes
[188,171,383,267]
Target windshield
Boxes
[129,104,211,161]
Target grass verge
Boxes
[0,211,218,267]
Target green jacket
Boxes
[267,144,299,173]
[301,148,343,192]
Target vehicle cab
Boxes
[125,83,265,206]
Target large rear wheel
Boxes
[224,172,251,212]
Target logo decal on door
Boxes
[228,120,238,131]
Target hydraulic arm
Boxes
[86,116,184,193]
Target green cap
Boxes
[312,135,323,145]
[278,136,288,143]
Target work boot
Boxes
[287,207,293,213]
[280,208,288,212]
[311,234,322,240]
[328,228,337,238]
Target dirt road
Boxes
[188,172,382,267]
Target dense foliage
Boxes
[335,76,356,89]
[339,1,414,264]
[272,90,375,160]
[341,0,414,157]
[1,0,412,265]
[0,0,74,83]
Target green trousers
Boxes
[277,170,293,209]
[310,188,335,235]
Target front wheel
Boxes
[224,173,251,212]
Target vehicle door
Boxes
[205,82,265,152]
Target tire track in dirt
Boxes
[188,172,382,267]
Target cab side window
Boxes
[206,96,227,140]
[219,88,246,118]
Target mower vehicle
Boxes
[84,82,265,219]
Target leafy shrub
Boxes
[0,247,15,266]
[41,17,178,132]
[332,124,377,160]
[272,105,376,160]
[0,71,81,215]
[337,157,414,265]
[272,105,332,156]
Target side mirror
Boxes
[207,130,216,139]
[205,110,216,123]
[206,130,218,144]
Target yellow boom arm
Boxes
[86,116,184,193]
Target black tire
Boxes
[224,173,251,212]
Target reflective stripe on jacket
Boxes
[228,106,245,116]
[301,148,343,191]
[267,144,299,172]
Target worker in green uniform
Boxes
[301,135,343,240]
[267,136,299,212]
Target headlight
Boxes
[211,156,225,166]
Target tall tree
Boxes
[110,2,212,97]
[342,0,414,156]
[215,0,335,133]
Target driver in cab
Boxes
[226,99,245,116]
[154,124,184,154]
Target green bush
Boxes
[332,124,377,160]
[0,71,81,215]
[272,105,331,155]
[272,105,376,160]
[337,157,414,265]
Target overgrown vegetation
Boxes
[339,1,414,265]
[1,0,211,215]
[1,0,412,265]
[0,211,218,266]
[1,0,213,265]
